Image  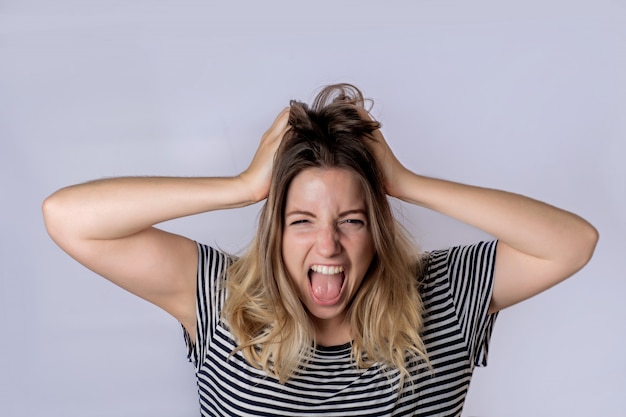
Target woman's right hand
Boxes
[238,107,291,203]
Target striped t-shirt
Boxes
[183,240,498,416]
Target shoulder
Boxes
[423,241,497,272]
[196,243,236,269]
[194,243,237,295]
[420,241,497,290]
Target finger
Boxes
[262,108,291,143]
[272,107,291,130]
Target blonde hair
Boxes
[223,84,428,384]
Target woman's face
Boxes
[282,167,376,334]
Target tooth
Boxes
[310,265,345,274]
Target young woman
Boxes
[43,84,598,416]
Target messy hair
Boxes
[223,83,428,384]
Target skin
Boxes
[42,106,598,344]
[282,168,375,346]
[363,125,599,313]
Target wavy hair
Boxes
[223,84,428,384]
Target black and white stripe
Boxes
[183,240,498,416]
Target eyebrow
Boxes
[284,209,368,218]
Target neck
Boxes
[313,316,352,347]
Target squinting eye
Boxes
[290,219,309,226]
[341,219,365,226]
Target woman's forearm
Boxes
[394,170,598,267]
[43,175,254,242]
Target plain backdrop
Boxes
[1,1,625,416]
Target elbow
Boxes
[42,191,68,244]
[572,221,599,271]
[584,223,599,262]
[42,193,58,239]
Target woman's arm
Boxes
[368,128,599,313]
[42,108,290,336]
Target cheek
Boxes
[283,231,315,252]
[350,229,375,254]
[356,235,376,271]
[281,232,309,277]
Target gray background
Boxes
[1,1,624,416]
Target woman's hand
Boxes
[358,109,409,199]
[239,107,291,203]
[369,128,409,198]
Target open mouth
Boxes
[308,265,346,305]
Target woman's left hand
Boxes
[359,111,409,198]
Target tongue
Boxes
[310,272,343,300]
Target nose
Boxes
[316,225,341,257]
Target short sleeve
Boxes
[428,240,498,367]
[181,243,230,372]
